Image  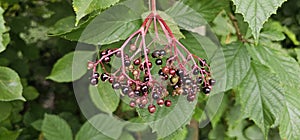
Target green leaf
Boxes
[183,0,229,22]
[0,102,12,122]
[0,67,25,101]
[260,20,286,41]
[163,127,188,140]
[47,51,95,83]
[89,81,120,114]
[223,43,250,91]
[210,93,229,128]
[247,45,300,89]
[76,114,127,140]
[232,0,287,41]
[283,26,300,45]
[75,118,113,140]
[118,132,135,140]
[72,0,120,25]
[0,7,10,53]
[237,61,284,137]
[244,125,264,140]
[23,86,39,101]
[295,48,300,64]
[137,95,197,139]
[208,123,227,140]
[66,0,144,45]
[0,127,21,140]
[165,1,207,33]
[31,119,43,131]
[279,87,300,140]
[42,114,73,140]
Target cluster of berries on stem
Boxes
[87,1,215,114]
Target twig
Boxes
[228,13,249,43]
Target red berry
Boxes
[134,59,141,65]
[148,104,156,113]
[129,101,136,108]
[157,99,164,107]
[165,100,172,107]
[87,62,94,70]
[169,69,176,76]
[162,66,169,74]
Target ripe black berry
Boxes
[152,92,160,100]
[202,87,211,94]
[196,77,203,84]
[160,50,166,56]
[152,50,160,58]
[103,57,111,63]
[144,76,150,82]
[158,69,164,76]
[176,69,184,77]
[122,86,130,94]
[209,79,216,86]
[100,73,110,81]
[155,59,163,65]
[90,78,98,86]
[134,59,141,65]
[93,73,100,79]
[199,59,206,67]
[134,90,142,96]
[115,51,121,57]
[141,85,148,93]
[124,60,131,67]
[112,82,121,89]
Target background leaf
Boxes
[0,7,10,53]
[0,102,12,122]
[68,0,144,45]
[47,51,95,83]
[0,66,24,101]
[237,61,284,137]
[72,0,120,25]
[279,87,300,140]
[223,43,250,90]
[0,127,21,140]
[166,1,207,33]
[232,0,287,41]
[42,114,73,140]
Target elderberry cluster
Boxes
[87,11,215,114]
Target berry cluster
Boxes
[87,11,215,114]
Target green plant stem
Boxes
[228,13,248,43]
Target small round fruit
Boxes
[193,69,200,75]
[115,51,121,57]
[158,69,164,76]
[165,100,172,107]
[103,57,111,63]
[122,86,130,94]
[129,101,136,108]
[157,99,164,107]
[134,59,141,65]
[162,66,170,74]
[128,91,135,98]
[196,77,203,84]
[187,94,196,102]
[141,85,148,93]
[138,104,145,108]
[148,104,156,113]
[169,69,176,76]
[144,76,150,82]
[199,59,206,67]
[152,50,160,58]
[155,59,163,65]
[134,90,142,96]
[100,73,110,81]
[87,62,94,69]
[124,60,131,67]
[112,82,121,89]
[160,50,166,56]
[93,72,100,78]
[209,79,216,86]
[152,92,160,100]
[202,87,211,94]
[176,69,184,77]
[90,78,98,86]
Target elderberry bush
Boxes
[87,12,215,113]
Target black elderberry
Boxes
[100,50,107,58]
[115,51,121,58]
[183,88,189,95]
[141,85,148,93]
[134,59,141,66]
[112,82,121,89]
[176,69,184,77]
[202,87,211,94]
[134,90,143,96]
[209,79,216,86]
[93,72,100,79]
[155,59,163,65]
[122,86,130,94]
[152,92,160,100]
[100,73,110,81]
[124,60,131,67]
[199,59,206,67]
[196,77,203,84]
[193,69,200,75]
[90,78,98,86]
[152,50,160,58]
[183,78,192,86]
[173,84,180,90]
[160,50,166,56]
[144,76,150,82]
[158,69,164,76]
[103,57,111,63]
